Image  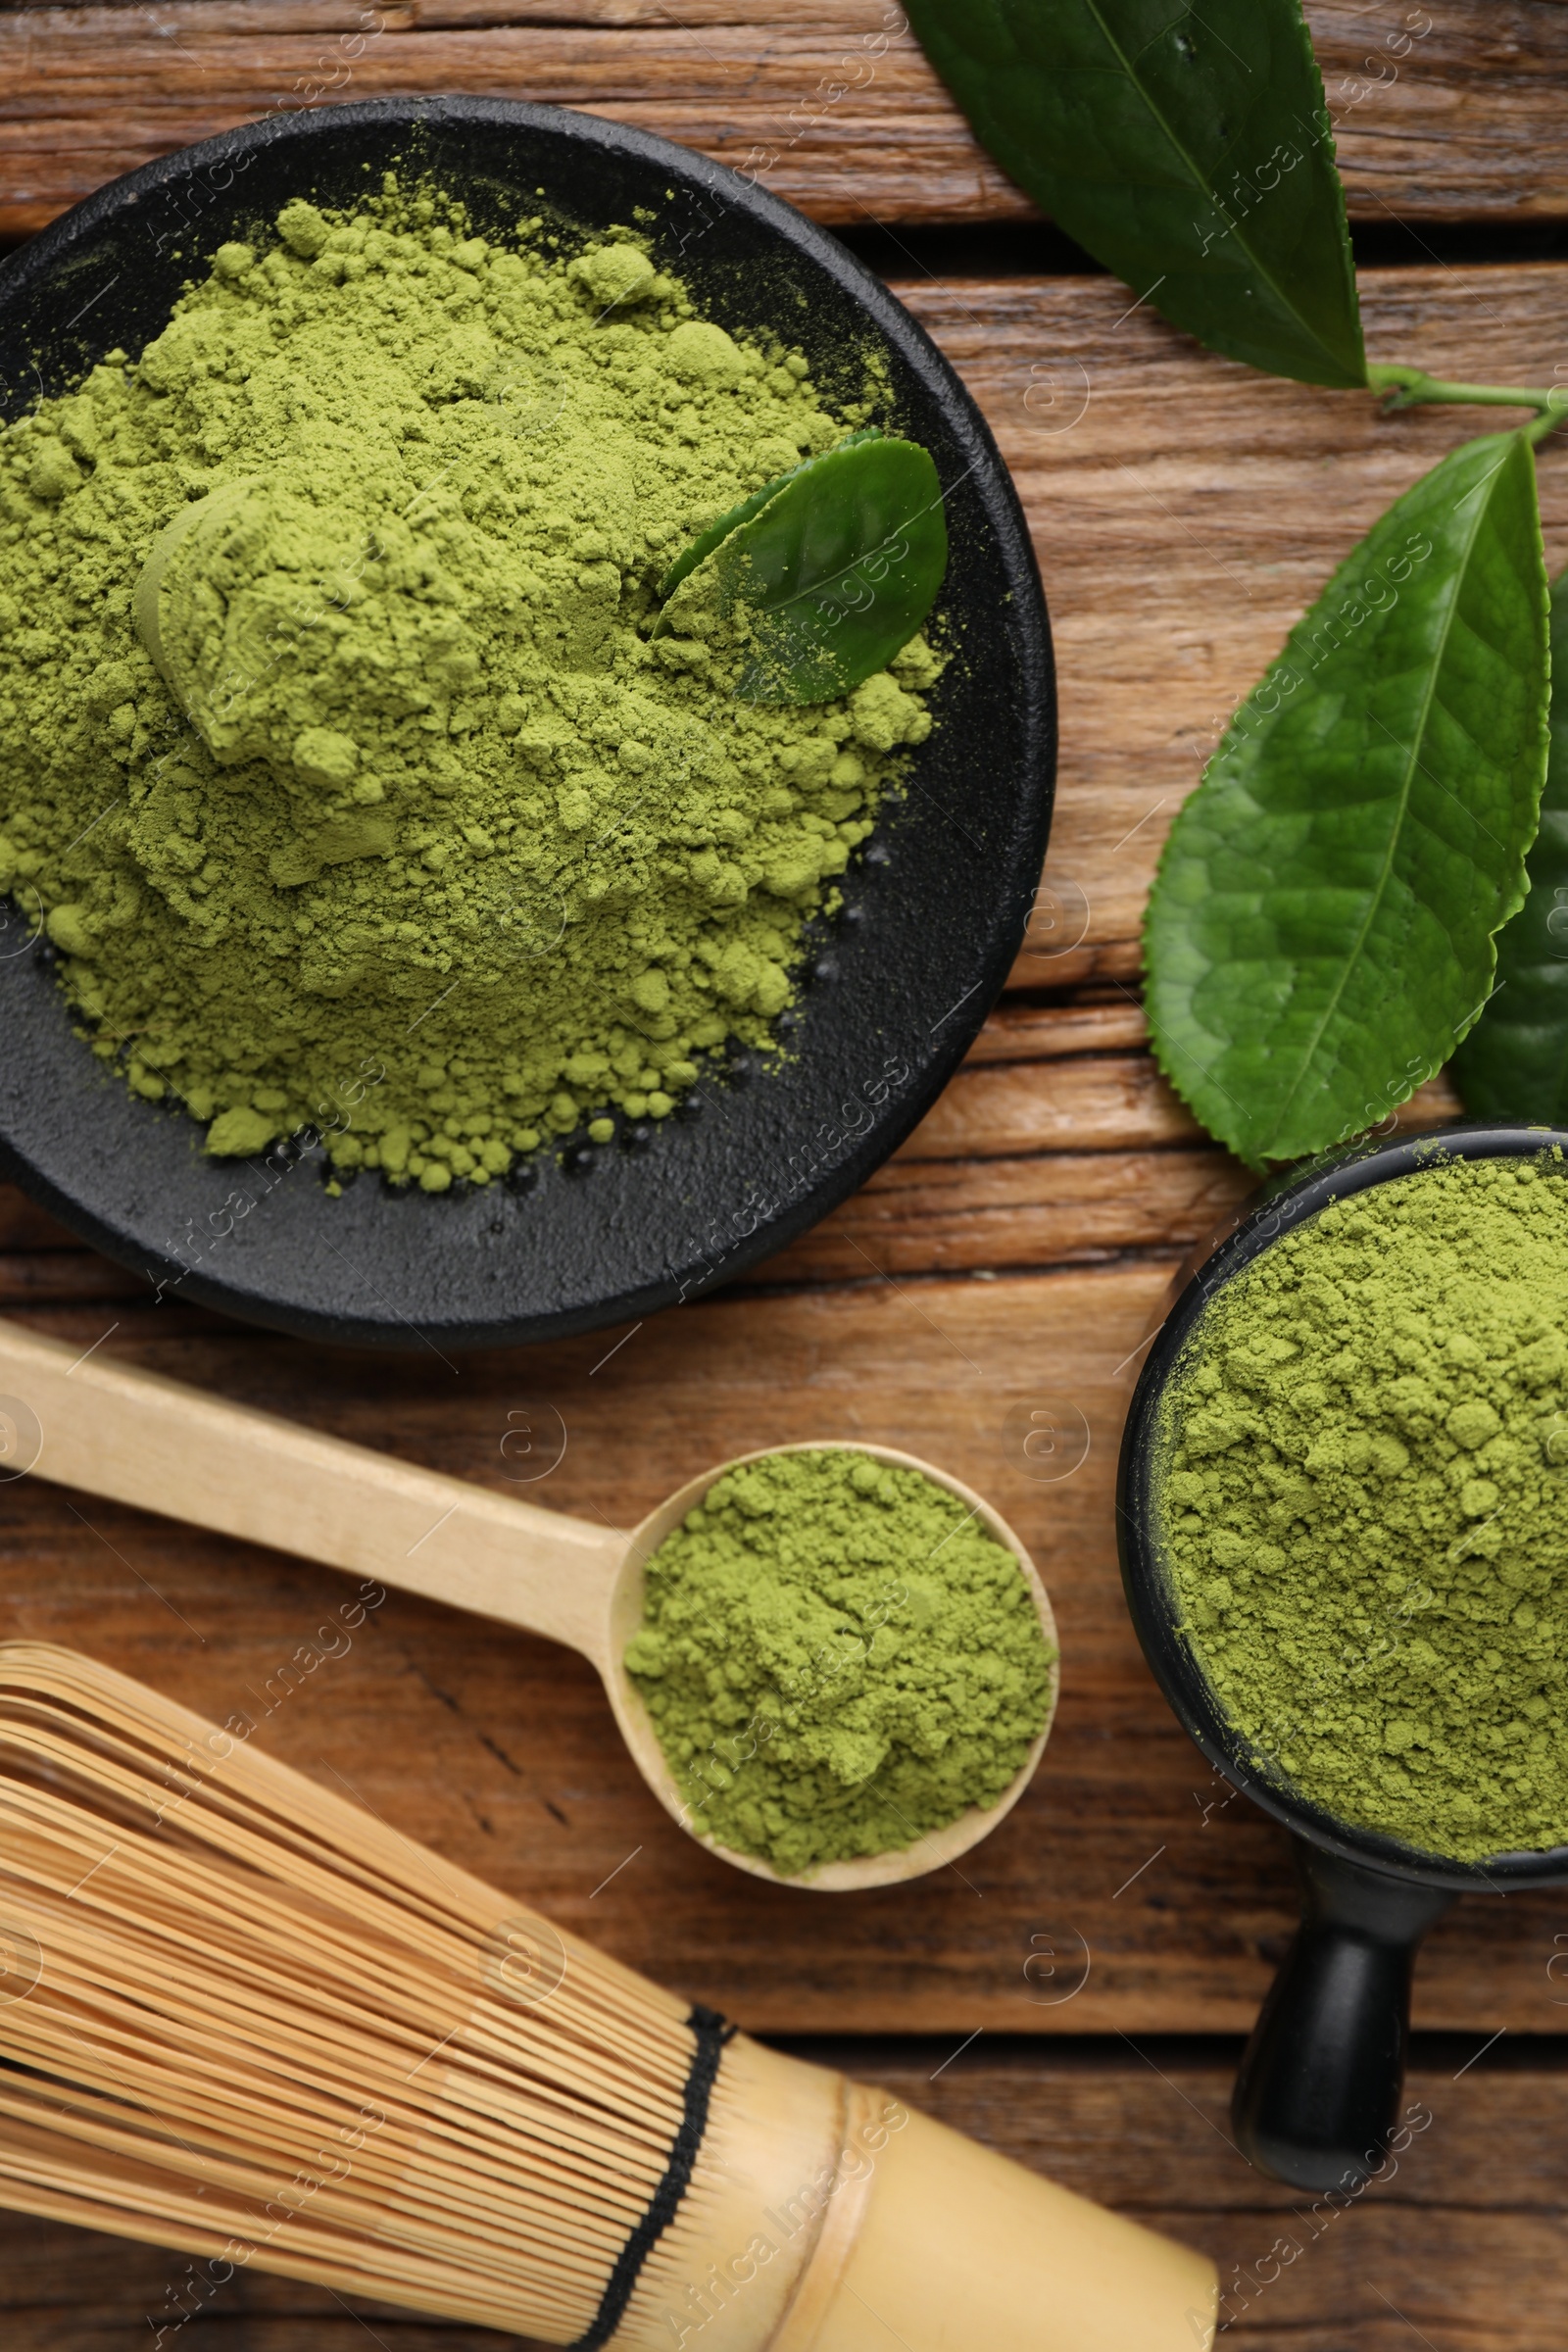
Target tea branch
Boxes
[1368,362,1568,443]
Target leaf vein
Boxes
[1262,452,1509,1146]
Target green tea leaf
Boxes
[1145,432,1550,1167]
[664,435,948,705]
[656,428,882,603]
[1451,566,1568,1121]
[903,0,1364,388]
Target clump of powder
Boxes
[0,183,939,1190]
[625,1447,1056,1877]
[1158,1152,1568,1860]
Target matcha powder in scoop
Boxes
[625,1448,1057,1877]
[0,184,939,1189]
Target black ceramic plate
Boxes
[0,97,1053,1351]
[1117,1120,1568,1893]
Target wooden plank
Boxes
[0,2041,1564,2347]
[3,0,1568,240]
[755,1146,1255,1284]
[757,1082,1460,1287]
[883,1037,1458,1167]
[932,261,1568,989]
[0,1249,144,1306]
[0,1191,75,1253]
[0,1279,1556,2040]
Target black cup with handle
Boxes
[1116,1120,1568,2192]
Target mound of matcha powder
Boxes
[0,182,939,1189]
[625,1448,1057,1876]
[1160,1152,1568,1861]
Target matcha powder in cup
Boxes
[1158,1151,1568,1863]
[625,1448,1057,1877]
[0,183,941,1190]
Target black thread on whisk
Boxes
[568,2003,737,2351]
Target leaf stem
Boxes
[1367,361,1568,425]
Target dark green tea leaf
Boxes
[664,435,948,705]
[903,0,1364,388]
[1452,566,1568,1121]
[656,428,881,603]
[1145,432,1550,1166]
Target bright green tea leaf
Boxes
[1452,566,1568,1122]
[1145,432,1550,1167]
[903,0,1364,388]
[656,428,881,603]
[665,435,948,705]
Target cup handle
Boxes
[1231,1837,1453,2192]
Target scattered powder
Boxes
[0,182,938,1190]
[1159,1152,1568,1860]
[625,1447,1057,1877]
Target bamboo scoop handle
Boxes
[0,1318,628,1668]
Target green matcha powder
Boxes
[1160,1153,1568,1861]
[626,1448,1057,1876]
[0,183,937,1188]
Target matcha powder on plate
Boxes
[0,183,939,1190]
[625,1447,1057,1878]
[1159,1152,1568,1863]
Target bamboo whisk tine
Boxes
[0,1643,707,2344]
[0,1645,1219,2352]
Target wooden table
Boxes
[3,7,1567,2345]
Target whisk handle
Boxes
[0,1316,627,1663]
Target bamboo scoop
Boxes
[0,1318,1057,1890]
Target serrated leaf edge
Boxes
[1261,435,1535,1151]
[906,0,1364,387]
[1144,430,1548,1167]
[1075,0,1364,387]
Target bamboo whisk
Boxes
[0,1645,1216,2351]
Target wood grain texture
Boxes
[941,262,1568,991]
[0,1279,1556,2044]
[3,0,1568,240]
[1,2040,1563,2349]
[0,13,1562,2346]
